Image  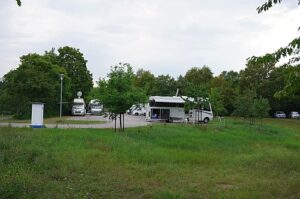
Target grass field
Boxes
[0,119,299,198]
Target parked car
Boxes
[132,107,146,116]
[126,105,137,115]
[274,111,286,118]
[290,111,300,119]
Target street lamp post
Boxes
[59,74,64,118]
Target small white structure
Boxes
[31,102,45,128]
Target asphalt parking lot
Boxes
[64,114,149,128]
[0,114,150,129]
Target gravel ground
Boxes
[0,114,150,129]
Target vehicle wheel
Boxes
[135,113,139,116]
[203,118,209,124]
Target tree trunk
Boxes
[114,114,117,132]
[123,113,125,132]
[119,113,122,132]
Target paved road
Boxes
[0,114,150,129]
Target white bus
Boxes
[146,96,185,122]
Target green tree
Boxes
[0,54,70,118]
[184,66,213,86]
[220,70,240,89]
[183,66,213,100]
[57,46,93,99]
[151,75,177,96]
[232,90,257,124]
[211,71,240,115]
[209,88,227,116]
[253,97,271,126]
[86,87,101,104]
[274,65,300,98]
[134,69,155,96]
[240,55,276,96]
[256,0,300,68]
[16,0,21,6]
[99,63,146,132]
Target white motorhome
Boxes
[146,96,185,122]
[89,99,103,115]
[146,96,214,123]
[72,98,86,116]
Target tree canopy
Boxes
[0,46,93,118]
[0,53,70,118]
[99,63,146,131]
[57,46,93,98]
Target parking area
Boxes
[63,114,149,128]
[0,114,150,129]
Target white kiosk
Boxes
[31,102,45,128]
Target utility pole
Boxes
[59,74,64,118]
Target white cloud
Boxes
[0,0,299,82]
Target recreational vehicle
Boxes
[146,96,214,123]
[89,99,103,115]
[188,106,213,124]
[146,96,185,122]
[71,98,86,116]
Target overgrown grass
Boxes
[0,119,299,198]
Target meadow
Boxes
[0,119,299,198]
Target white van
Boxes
[89,99,103,115]
[72,98,86,116]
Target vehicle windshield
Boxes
[91,105,101,109]
[73,103,84,108]
[277,111,284,114]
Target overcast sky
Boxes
[1,0,299,83]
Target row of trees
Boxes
[137,63,298,114]
[0,44,298,122]
[0,46,93,118]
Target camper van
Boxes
[146,96,185,122]
[89,99,103,115]
[71,98,86,116]
[188,107,213,124]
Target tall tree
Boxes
[134,69,155,96]
[99,63,146,131]
[209,88,227,116]
[253,97,271,126]
[57,46,93,98]
[0,54,70,118]
[184,66,213,86]
[151,75,177,96]
[240,55,276,96]
[232,90,257,122]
